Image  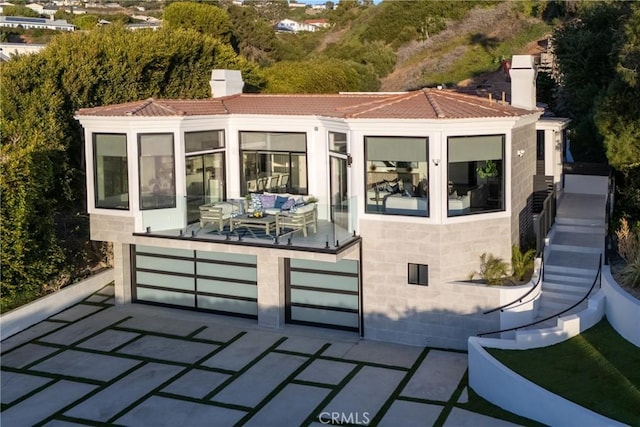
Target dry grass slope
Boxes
[380,2,546,92]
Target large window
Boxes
[447,135,505,217]
[365,136,429,217]
[329,131,347,154]
[93,133,129,209]
[185,130,226,223]
[240,132,307,195]
[185,130,224,154]
[139,133,176,210]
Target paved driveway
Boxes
[1,285,527,426]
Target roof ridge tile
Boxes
[125,98,154,116]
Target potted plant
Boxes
[476,160,498,179]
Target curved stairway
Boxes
[532,193,607,328]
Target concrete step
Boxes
[543,271,595,284]
[544,250,601,274]
[544,267,600,280]
[539,293,583,310]
[535,299,589,322]
[554,224,606,235]
[555,216,605,228]
[542,280,591,296]
[548,231,604,254]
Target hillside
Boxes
[314,1,551,95]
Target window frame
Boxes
[239,131,308,196]
[408,263,428,286]
[364,135,429,217]
[138,132,176,210]
[446,134,505,217]
[93,132,129,210]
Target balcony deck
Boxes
[136,218,359,254]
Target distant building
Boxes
[0,16,76,31]
[304,18,330,29]
[275,18,317,33]
[0,42,46,61]
[126,22,162,31]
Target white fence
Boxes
[468,338,626,427]
[601,266,640,347]
[0,269,114,341]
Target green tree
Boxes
[0,25,263,310]
[73,14,99,31]
[552,2,630,162]
[263,57,379,93]
[227,4,275,64]
[163,2,233,42]
[324,39,395,78]
[594,5,640,220]
[595,5,640,170]
[244,0,289,25]
[2,5,41,18]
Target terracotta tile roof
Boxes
[76,98,228,117]
[75,89,537,120]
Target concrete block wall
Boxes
[510,123,536,247]
[90,214,361,331]
[359,218,506,349]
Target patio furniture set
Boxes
[199,194,317,238]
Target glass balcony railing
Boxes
[137,195,360,253]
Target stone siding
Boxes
[510,124,536,247]
[359,218,505,349]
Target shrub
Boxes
[619,255,640,288]
[470,252,509,285]
[615,217,640,288]
[615,217,639,263]
[511,245,536,282]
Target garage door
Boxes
[133,245,258,318]
[286,258,360,331]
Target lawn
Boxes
[488,319,640,426]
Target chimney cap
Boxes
[511,55,535,69]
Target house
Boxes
[0,42,46,61]
[304,18,330,29]
[0,16,75,31]
[74,56,570,350]
[275,18,316,33]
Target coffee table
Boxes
[230,214,279,236]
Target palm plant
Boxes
[511,245,536,282]
[469,252,509,285]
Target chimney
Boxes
[210,69,244,98]
[509,55,537,110]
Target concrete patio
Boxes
[1,284,532,426]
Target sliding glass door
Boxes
[185,130,225,223]
[330,155,349,230]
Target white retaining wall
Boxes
[601,265,640,347]
[468,291,615,425]
[468,338,626,427]
[0,269,114,341]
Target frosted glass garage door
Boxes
[286,258,359,331]
[133,245,257,318]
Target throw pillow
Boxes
[281,198,295,210]
[260,194,277,209]
[274,195,289,209]
[249,193,262,211]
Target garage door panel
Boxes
[287,259,360,331]
[290,289,358,310]
[136,288,194,307]
[133,246,257,319]
[291,306,358,329]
